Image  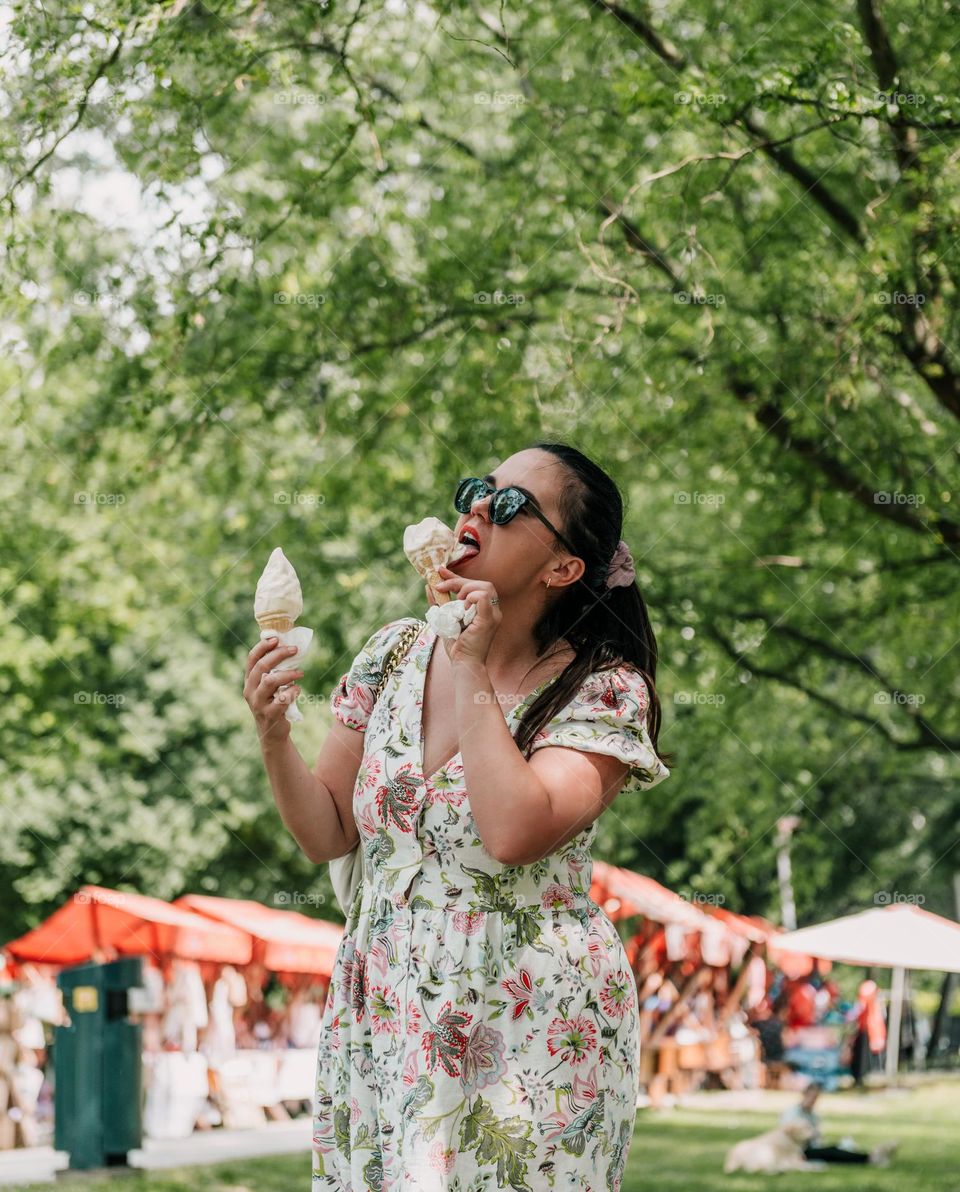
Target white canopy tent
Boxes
[773,904,960,1078]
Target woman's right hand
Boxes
[244,636,304,744]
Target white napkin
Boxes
[426,599,477,640]
[259,626,313,722]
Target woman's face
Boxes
[449,449,585,597]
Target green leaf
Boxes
[458,1095,536,1191]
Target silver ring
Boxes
[490,596,500,605]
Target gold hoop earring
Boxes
[544,578,552,588]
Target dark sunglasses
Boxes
[454,477,579,556]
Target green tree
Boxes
[1,0,957,939]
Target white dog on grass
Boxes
[725,1080,898,1174]
[724,1118,827,1175]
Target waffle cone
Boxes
[423,575,453,604]
[257,613,295,632]
[409,544,454,604]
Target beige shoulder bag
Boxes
[328,619,425,918]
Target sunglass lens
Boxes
[455,478,486,513]
[491,488,525,524]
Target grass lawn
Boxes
[622,1079,958,1192]
[18,1078,959,1191]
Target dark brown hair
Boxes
[513,441,673,770]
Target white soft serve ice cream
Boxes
[254,546,304,628]
[403,517,472,573]
[403,517,454,562]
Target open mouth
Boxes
[449,528,481,567]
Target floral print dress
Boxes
[313,617,670,1191]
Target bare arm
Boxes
[244,636,362,864]
[454,662,630,866]
[262,722,363,863]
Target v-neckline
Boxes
[416,625,560,782]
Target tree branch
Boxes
[3,31,129,204]
[847,1,960,415]
[895,317,960,422]
[726,373,960,546]
[585,0,685,69]
[738,114,864,243]
[598,199,682,287]
[855,0,919,174]
[704,622,959,751]
[585,0,864,244]
[221,39,485,164]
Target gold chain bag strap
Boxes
[328,619,425,918]
[374,619,425,703]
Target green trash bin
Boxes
[54,956,143,1169]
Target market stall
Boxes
[773,903,960,1079]
[167,893,346,1132]
[1,887,346,1147]
[590,862,760,1100]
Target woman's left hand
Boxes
[431,563,502,667]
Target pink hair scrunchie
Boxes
[605,539,636,588]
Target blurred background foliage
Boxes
[1,0,958,940]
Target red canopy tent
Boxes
[704,906,770,943]
[590,861,737,967]
[591,861,722,931]
[174,895,343,978]
[3,885,252,969]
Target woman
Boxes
[245,443,673,1190]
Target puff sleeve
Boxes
[328,617,421,732]
[529,665,670,793]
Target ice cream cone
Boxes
[253,546,313,724]
[256,613,295,632]
[404,518,459,604]
[254,548,303,629]
[410,545,455,603]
